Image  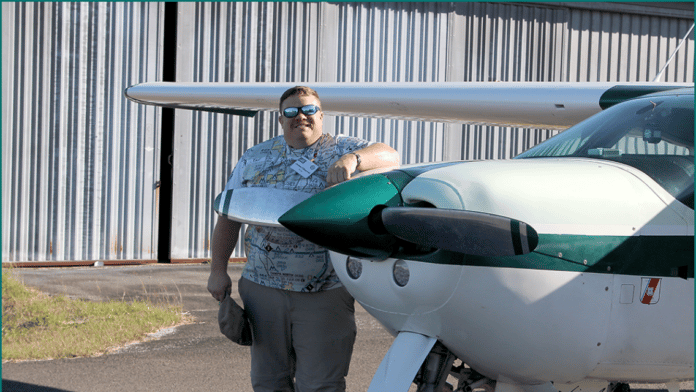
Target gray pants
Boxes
[238,278,357,392]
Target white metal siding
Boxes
[2,3,164,262]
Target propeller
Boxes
[368,206,538,257]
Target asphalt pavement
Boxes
[2,263,394,392]
[2,264,693,392]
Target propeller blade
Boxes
[378,207,538,257]
[214,188,313,227]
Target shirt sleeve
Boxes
[223,156,247,191]
[334,134,373,156]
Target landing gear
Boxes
[413,342,494,392]
[413,341,456,392]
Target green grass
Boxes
[2,269,191,362]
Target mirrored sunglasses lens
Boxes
[283,108,299,118]
[301,105,319,115]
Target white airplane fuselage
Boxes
[330,159,694,386]
[332,257,694,384]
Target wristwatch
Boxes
[351,152,362,169]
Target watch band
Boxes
[351,152,362,169]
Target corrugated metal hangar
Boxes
[2,2,693,264]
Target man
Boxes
[208,86,399,392]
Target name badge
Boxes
[290,157,318,178]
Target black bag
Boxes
[218,291,253,346]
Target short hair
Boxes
[279,86,321,110]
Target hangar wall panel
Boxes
[2,2,164,263]
[169,2,693,260]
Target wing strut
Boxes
[653,23,694,82]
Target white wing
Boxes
[125,81,691,130]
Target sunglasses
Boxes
[282,105,321,118]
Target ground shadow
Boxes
[2,380,72,392]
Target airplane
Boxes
[125,81,694,392]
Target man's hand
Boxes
[208,269,232,302]
[327,153,359,187]
[208,217,241,301]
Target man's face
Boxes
[279,94,323,149]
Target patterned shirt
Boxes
[223,134,371,292]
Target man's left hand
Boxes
[327,153,359,187]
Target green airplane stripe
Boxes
[213,190,235,217]
[223,190,234,213]
[400,234,693,279]
[213,193,222,213]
